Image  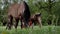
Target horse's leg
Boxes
[29,20,33,29]
[21,20,23,29]
[21,20,28,29]
[15,18,19,29]
[20,19,25,29]
[37,17,42,28]
[25,20,30,28]
[20,19,23,29]
[6,16,13,30]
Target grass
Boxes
[0,26,60,34]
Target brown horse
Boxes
[28,13,42,28]
[6,1,30,30]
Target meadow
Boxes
[0,26,60,34]
[0,0,60,34]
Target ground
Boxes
[0,26,60,34]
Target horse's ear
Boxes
[40,13,41,16]
[37,13,41,16]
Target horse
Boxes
[6,1,30,30]
[28,13,42,29]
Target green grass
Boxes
[0,26,60,34]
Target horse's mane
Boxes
[23,1,31,26]
[23,1,30,20]
[23,1,29,11]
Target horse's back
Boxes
[18,2,25,16]
[8,3,19,18]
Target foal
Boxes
[28,13,42,28]
[21,13,42,29]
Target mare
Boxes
[6,1,30,30]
